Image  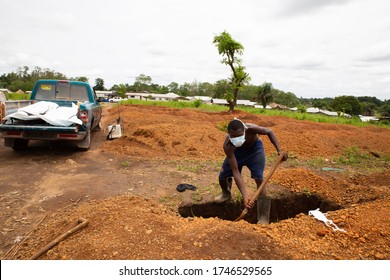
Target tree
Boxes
[360,102,378,116]
[258,82,273,108]
[378,102,390,117]
[178,83,191,96]
[274,91,299,107]
[111,84,127,97]
[239,84,259,100]
[71,76,89,82]
[134,74,152,92]
[213,31,250,112]
[0,66,67,92]
[212,79,230,99]
[332,95,362,115]
[168,82,179,93]
[198,82,214,96]
[93,78,106,91]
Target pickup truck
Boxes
[0,80,102,151]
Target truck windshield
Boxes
[35,83,90,102]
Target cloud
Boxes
[361,53,390,63]
[276,0,353,17]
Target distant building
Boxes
[211,98,229,105]
[189,96,213,103]
[126,92,189,101]
[306,107,351,118]
[359,115,379,122]
[237,100,258,107]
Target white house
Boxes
[211,98,229,105]
[126,92,189,101]
[254,104,272,109]
[236,100,258,106]
[189,96,213,103]
[359,115,379,122]
[306,107,351,118]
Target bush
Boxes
[192,99,202,108]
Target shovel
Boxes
[234,151,287,222]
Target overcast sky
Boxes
[1,0,389,100]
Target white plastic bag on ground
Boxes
[308,208,346,232]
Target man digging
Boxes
[214,118,288,224]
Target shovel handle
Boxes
[251,151,287,202]
[234,151,287,222]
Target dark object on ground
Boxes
[176,183,197,192]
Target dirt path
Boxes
[1,104,389,260]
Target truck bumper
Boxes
[0,125,86,141]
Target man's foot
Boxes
[214,192,232,203]
[257,217,270,225]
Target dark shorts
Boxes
[219,139,266,180]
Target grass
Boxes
[176,161,207,173]
[120,160,129,168]
[119,99,390,129]
[334,146,371,165]
[303,146,390,172]
[5,93,31,100]
[159,194,178,208]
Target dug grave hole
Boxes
[178,184,341,224]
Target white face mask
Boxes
[229,134,245,147]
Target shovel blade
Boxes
[257,197,271,225]
[234,207,249,222]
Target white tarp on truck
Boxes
[2,101,82,126]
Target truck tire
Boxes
[92,119,101,132]
[12,139,29,151]
[77,128,91,151]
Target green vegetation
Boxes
[213,31,250,112]
[334,146,372,165]
[5,92,31,100]
[1,65,389,118]
[120,160,130,168]
[304,146,390,172]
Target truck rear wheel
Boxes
[12,139,29,151]
[92,119,101,132]
[77,128,91,151]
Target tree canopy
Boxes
[213,31,250,111]
[93,78,106,91]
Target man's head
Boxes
[227,118,246,147]
[228,119,245,133]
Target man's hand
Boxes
[244,197,255,209]
[279,151,288,161]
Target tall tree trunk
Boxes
[229,88,239,112]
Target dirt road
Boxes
[1,104,389,260]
